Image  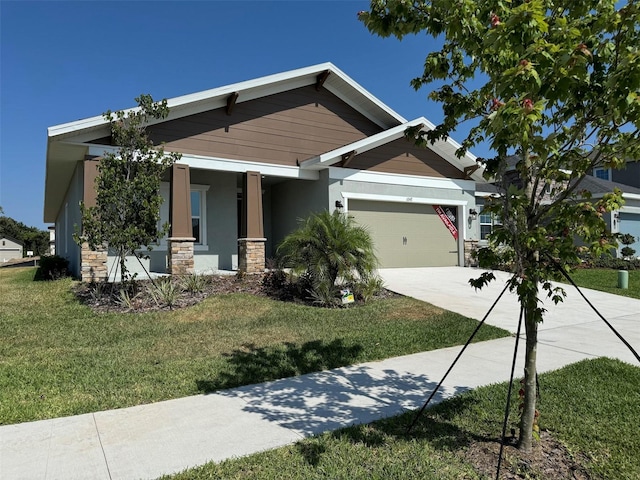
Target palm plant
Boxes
[277,210,380,304]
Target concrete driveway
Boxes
[379,267,640,366]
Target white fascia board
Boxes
[181,154,319,180]
[86,144,319,180]
[304,116,484,181]
[590,192,640,201]
[341,191,469,206]
[329,166,475,191]
[48,64,332,139]
[621,206,640,214]
[48,62,406,142]
[323,63,406,126]
[301,119,424,169]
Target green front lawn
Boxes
[563,268,640,300]
[163,358,640,480]
[0,267,508,425]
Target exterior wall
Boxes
[329,170,478,240]
[146,86,383,166]
[328,169,477,268]
[0,238,23,263]
[269,172,330,254]
[108,170,240,275]
[55,162,84,277]
[344,138,466,179]
[194,170,238,271]
[612,161,640,189]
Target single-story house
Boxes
[475,173,640,258]
[44,63,488,281]
[0,236,24,263]
[579,176,640,257]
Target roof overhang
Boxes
[300,117,485,182]
[44,63,408,222]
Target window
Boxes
[159,183,209,248]
[190,185,209,246]
[191,191,202,244]
[593,167,611,181]
[479,207,501,241]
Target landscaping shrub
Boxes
[276,210,381,306]
[37,255,70,280]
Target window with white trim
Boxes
[479,207,501,241]
[593,167,611,181]
[159,183,209,248]
[190,186,209,245]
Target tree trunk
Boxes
[518,286,539,452]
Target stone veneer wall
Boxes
[238,238,266,274]
[80,243,108,282]
[168,238,195,275]
[464,240,479,267]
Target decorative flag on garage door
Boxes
[433,205,458,240]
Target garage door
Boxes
[619,212,640,254]
[348,200,459,268]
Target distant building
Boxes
[0,236,23,263]
[48,226,55,255]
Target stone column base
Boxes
[80,242,108,283]
[168,237,195,275]
[464,240,479,267]
[238,238,266,274]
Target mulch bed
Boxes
[464,430,592,479]
[74,273,398,313]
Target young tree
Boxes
[360,1,639,451]
[76,95,181,283]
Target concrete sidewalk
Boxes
[2,267,639,480]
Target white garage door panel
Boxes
[619,213,640,253]
[349,200,459,268]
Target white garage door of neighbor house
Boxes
[348,200,459,268]
[619,212,640,253]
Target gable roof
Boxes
[574,175,640,196]
[47,63,406,143]
[300,117,484,181]
[0,236,24,247]
[45,63,409,222]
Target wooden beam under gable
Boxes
[226,92,239,116]
[315,70,330,91]
[464,164,481,179]
[341,150,357,168]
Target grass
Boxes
[162,357,640,480]
[0,267,509,425]
[563,268,640,300]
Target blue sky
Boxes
[1,1,486,230]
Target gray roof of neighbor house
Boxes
[571,175,640,196]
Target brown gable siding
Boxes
[345,138,465,179]
[147,86,383,166]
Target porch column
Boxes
[80,158,108,282]
[238,171,266,274]
[168,163,195,275]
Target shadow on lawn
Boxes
[197,339,364,392]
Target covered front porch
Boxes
[80,158,328,281]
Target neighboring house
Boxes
[475,173,640,258]
[593,160,640,189]
[579,176,640,258]
[0,236,23,263]
[44,63,487,281]
[48,226,55,255]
